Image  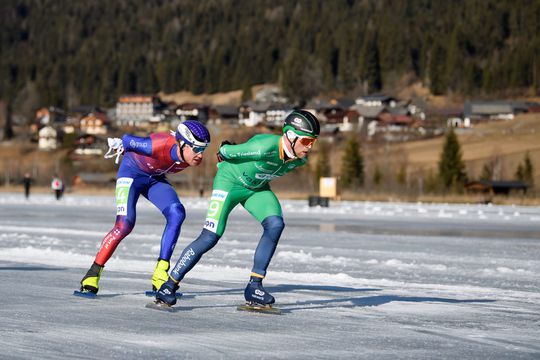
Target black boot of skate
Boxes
[244,277,275,305]
[155,278,180,306]
[238,277,281,314]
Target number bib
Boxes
[115,177,134,216]
[203,190,228,233]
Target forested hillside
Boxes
[1,0,539,108]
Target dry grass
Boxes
[397,113,540,182]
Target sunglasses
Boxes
[297,136,317,147]
[179,141,207,154]
[190,145,207,154]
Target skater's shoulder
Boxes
[247,134,281,150]
[150,132,175,142]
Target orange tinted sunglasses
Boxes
[297,136,317,147]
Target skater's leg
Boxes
[169,184,251,280]
[242,190,284,304]
[94,215,135,265]
[250,216,284,277]
[157,184,248,305]
[156,229,222,305]
[146,179,185,261]
[144,179,187,290]
[169,229,221,282]
[243,189,284,278]
[81,176,141,293]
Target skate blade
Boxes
[145,291,183,299]
[73,290,97,299]
[237,303,282,315]
[145,300,175,312]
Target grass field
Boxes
[402,113,540,179]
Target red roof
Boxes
[378,113,412,125]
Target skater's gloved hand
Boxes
[216,140,236,162]
[220,140,236,147]
[104,137,124,164]
[216,151,224,163]
[107,137,123,150]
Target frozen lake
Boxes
[0,192,539,359]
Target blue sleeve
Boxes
[121,134,152,156]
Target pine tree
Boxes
[516,152,534,186]
[359,30,382,93]
[445,27,460,91]
[523,152,534,186]
[438,128,467,190]
[279,48,322,103]
[481,162,494,181]
[424,169,439,193]
[340,136,364,189]
[372,164,383,187]
[429,40,447,95]
[515,163,524,181]
[396,165,406,186]
[241,80,252,102]
[3,101,14,140]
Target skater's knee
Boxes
[262,216,285,233]
[163,202,186,225]
[114,217,134,237]
[192,229,220,252]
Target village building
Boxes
[463,101,531,125]
[115,95,164,128]
[175,103,209,123]
[80,111,109,135]
[208,105,239,125]
[38,126,58,150]
[238,101,295,128]
[355,95,398,108]
[72,134,107,157]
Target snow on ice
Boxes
[0,193,539,359]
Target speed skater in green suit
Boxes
[155,110,321,307]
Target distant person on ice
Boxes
[155,110,320,310]
[78,121,211,295]
[21,172,33,199]
[51,175,64,200]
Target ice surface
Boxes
[0,193,539,359]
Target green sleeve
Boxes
[219,135,271,163]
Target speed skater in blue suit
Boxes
[79,120,211,295]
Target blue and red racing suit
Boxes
[94,132,190,266]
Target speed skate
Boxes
[237,302,282,315]
[145,299,176,312]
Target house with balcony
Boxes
[72,134,107,157]
[80,111,109,135]
[116,95,162,128]
[38,126,58,150]
[463,101,531,125]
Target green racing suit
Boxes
[203,133,307,236]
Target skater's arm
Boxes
[218,136,268,163]
[121,134,152,156]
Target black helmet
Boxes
[283,110,320,138]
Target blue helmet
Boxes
[175,120,211,152]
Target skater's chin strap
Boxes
[282,134,297,160]
[178,142,187,163]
